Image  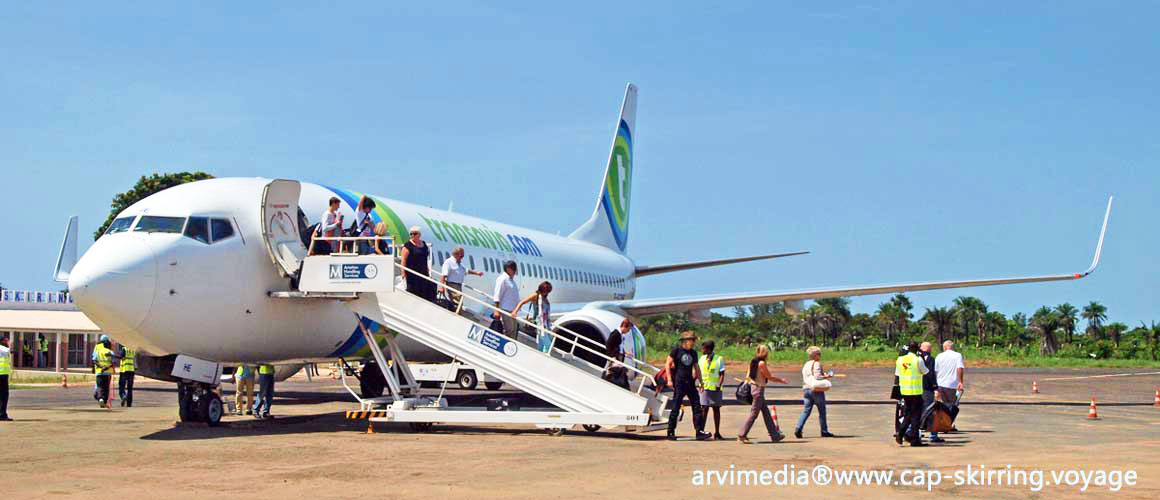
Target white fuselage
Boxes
[67,177,637,364]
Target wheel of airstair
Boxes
[582,424,601,433]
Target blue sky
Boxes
[1,2,1156,327]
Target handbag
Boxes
[735,379,753,405]
[488,317,506,335]
[805,360,832,392]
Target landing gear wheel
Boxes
[409,422,434,432]
[199,392,224,427]
[177,384,196,422]
[360,362,386,399]
[456,370,478,390]
[582,424,601,433]
[547,428,566,437]
[484,382,504,391]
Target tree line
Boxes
[637,294,1160,361]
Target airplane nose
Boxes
[68,236,157,335]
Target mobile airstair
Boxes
[261,180,669,434]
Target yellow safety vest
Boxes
[896,353,923,396]
[258,364,275,375]
[94,344,115,375]
[40,338,49,352]
[698,354,724,391]
[120,347,136,372]
[0,347,11,375]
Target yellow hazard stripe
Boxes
[345,410,390,419]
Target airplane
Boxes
[52,83,1112,422]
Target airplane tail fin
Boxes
[569,83,637,254]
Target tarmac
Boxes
[3,366,1159,499]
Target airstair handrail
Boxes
[385,257,660,396]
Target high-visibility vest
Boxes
[39,338,49,352]
[258,364,275,375]
[896,353,923,396]
[94,344,115,375]
[0,347,11,375]
[698,354,724,391]
[235,364,252,379]
[120,347,136,372]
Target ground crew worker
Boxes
[234,364,255,416]
[118,344,137,407]
[38,334,49,368]
[698,340,726,440]
[0,336,12,421]
[253,363,275,419]
[895,341,929,447]
[92,335,115,408]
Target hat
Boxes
[679,331,697,341]
[99,334,109,342]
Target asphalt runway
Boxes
[4,367,1159,499]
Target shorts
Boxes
[699,389,724,407]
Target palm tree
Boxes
[952,296,984,344]
[1055,303,1078,343]
[923,307,955,345]
[984,311,1007,347]
[890,294,914,333]
[1031,306,1061,354]
[1105,322,1128,346]
[801,307,823,345]
[1141,321,1160,361]
[876,302,899,340]
[1082,301,1107,338]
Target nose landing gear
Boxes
[178,381,224,426]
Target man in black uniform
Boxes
[665,331,711,441]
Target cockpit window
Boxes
[105,216,136,235]
[210,218,235,243]
[134,216,186,234]
[184,217,210,244]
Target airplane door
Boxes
[261,179,307,277]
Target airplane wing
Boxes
[592,196,1113,317]
[634,251,809,277]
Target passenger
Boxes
[793,346,834,439]
[934,340,965,433]
[117,344,137,407]
[698,340,726,440]
[399,226,437,302]
[895,341,929,446]
[0,336,11,421]
[311,196,344,255]
[665,331,711,441]
[234,364,255,416]
[919,341,940,442]
[738,345,788,444]
[440,246,483,310]
[252,363,275,419]
[602,325,630,389]
[353,196,377,255]
[91,335,115,409]
[512,281,553,352]
[492,260,520,338]
[374,222,392,254]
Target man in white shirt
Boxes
[934,340,965,430]
[440,246,483,309]
[492,260,520,337]
[312,197,344,255]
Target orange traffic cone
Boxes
[771,405,779,426]
[61,375,68,389]
[1153,388,1159,406]
[1087,398,1099,420]
[1032,381,1039,394]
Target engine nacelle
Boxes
[553,308,647,368]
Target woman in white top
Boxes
[793,346,834,438]
[737,345,788,444]
[512,281,552,352]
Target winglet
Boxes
[53,216,78,283]
[1079,196,1113,278]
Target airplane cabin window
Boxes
[210,218,235,243]
[135,216,186,234]
[105,216,136,235]
[469,256,475,270]
[183,217,210,244]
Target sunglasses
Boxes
[409,231,419,235]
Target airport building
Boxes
[0,289,103,372]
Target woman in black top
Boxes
[399,225,436,303]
